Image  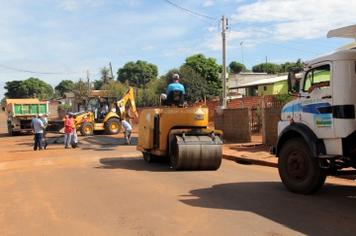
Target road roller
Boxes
[137,106,223,170]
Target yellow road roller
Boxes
[137,106,223,170]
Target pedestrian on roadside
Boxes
[121,118,132,145]
[64,113,74,149]
[31,114,45,151]
[40,114,48,149]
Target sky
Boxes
[1,0,355,97]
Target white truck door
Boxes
[300,63,334,139]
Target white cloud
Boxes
[203,0,215,7]
[231,0,356,41]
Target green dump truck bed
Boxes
[6,99,48,116]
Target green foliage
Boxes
[4,77,53,99]
[274,94,294,103]
[252,59,304,74]
[73,80,90,105]
[101,80,127,99]
[183,54,221,96]
[93,80,104,90]
[117,60,158,88]
[229,61,246,74]
[279,59,304,73]
[55,80,75,97]
[58,103,72,112]
[252,63,281,74]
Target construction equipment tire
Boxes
[105,118,121,135]
[80,122,94,136]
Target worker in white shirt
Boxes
[121,118,132,145]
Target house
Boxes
[228,73,288,97]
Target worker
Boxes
[31,114,45,151]
[121,118,132,145]
[165,73,185,106]
[40,114,48,149]
[166,73,185,95]
[64,113,74,149]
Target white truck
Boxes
[275,24,356,194]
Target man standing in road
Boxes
[64,113,74,149]
[121,118,132,145]
[31,114,45,151]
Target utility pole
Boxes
[221,15,228,108]
[86,70,90,106]
[109,62,114,80]
[240,41,244,65]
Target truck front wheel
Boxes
[278,138,326,194]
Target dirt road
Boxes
[1,129,356,235]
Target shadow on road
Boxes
[96,157,173,172]
[180,181,356,235]
[83,136,138,147]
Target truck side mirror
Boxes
[287,69,302,95]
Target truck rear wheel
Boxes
[105,118,121,135]
[80,122,94,136]
[278,138,326,194]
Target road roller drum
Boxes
[170,135,222,170]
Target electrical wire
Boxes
[163,0,217,21]
[0,63,81,75]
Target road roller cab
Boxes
[137,106,223,170]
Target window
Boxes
[263,86,267,91]
[303,64,331,92]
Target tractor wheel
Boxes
[278,138,326,194]
[80,122,94,136]
[105,118,121,135]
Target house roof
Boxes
[230,75,288,89]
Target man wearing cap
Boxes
[31,114,45,151]
[166,73,185,95]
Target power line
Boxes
[0,63,81,75]
[163,0,217,20]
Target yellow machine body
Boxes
[137,106,223,170]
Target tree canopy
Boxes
[5,77,53,99]
[252,62,281,74]
[229,61,246,74]
[55,80,75,97]
[182,54,221,96]
[117,60,158,88]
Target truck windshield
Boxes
[304,64,331,92]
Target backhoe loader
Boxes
[74,87,138,136]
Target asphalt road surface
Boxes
[1,133,356,236]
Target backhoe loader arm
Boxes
[116,87,138,119]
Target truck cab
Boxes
[276,24,356,194]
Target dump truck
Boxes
[5,98,48,135]
[74,87,138,136]
[274,24,356,194]
[137,92,223,170]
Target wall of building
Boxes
[215,108,251,143]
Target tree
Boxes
[252,63,281,74]
[100,67,112,85]
[117,60,158,106]
[117,60,158,87]
[93,80,104,90]
[55,80,75,97]
[229,61,246,74]
[4,77,53,99]
[160,66,210,103]
[101,80,127,99]
[73,79,90,106]
[182,54,221,96]
[280,59,304,73]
